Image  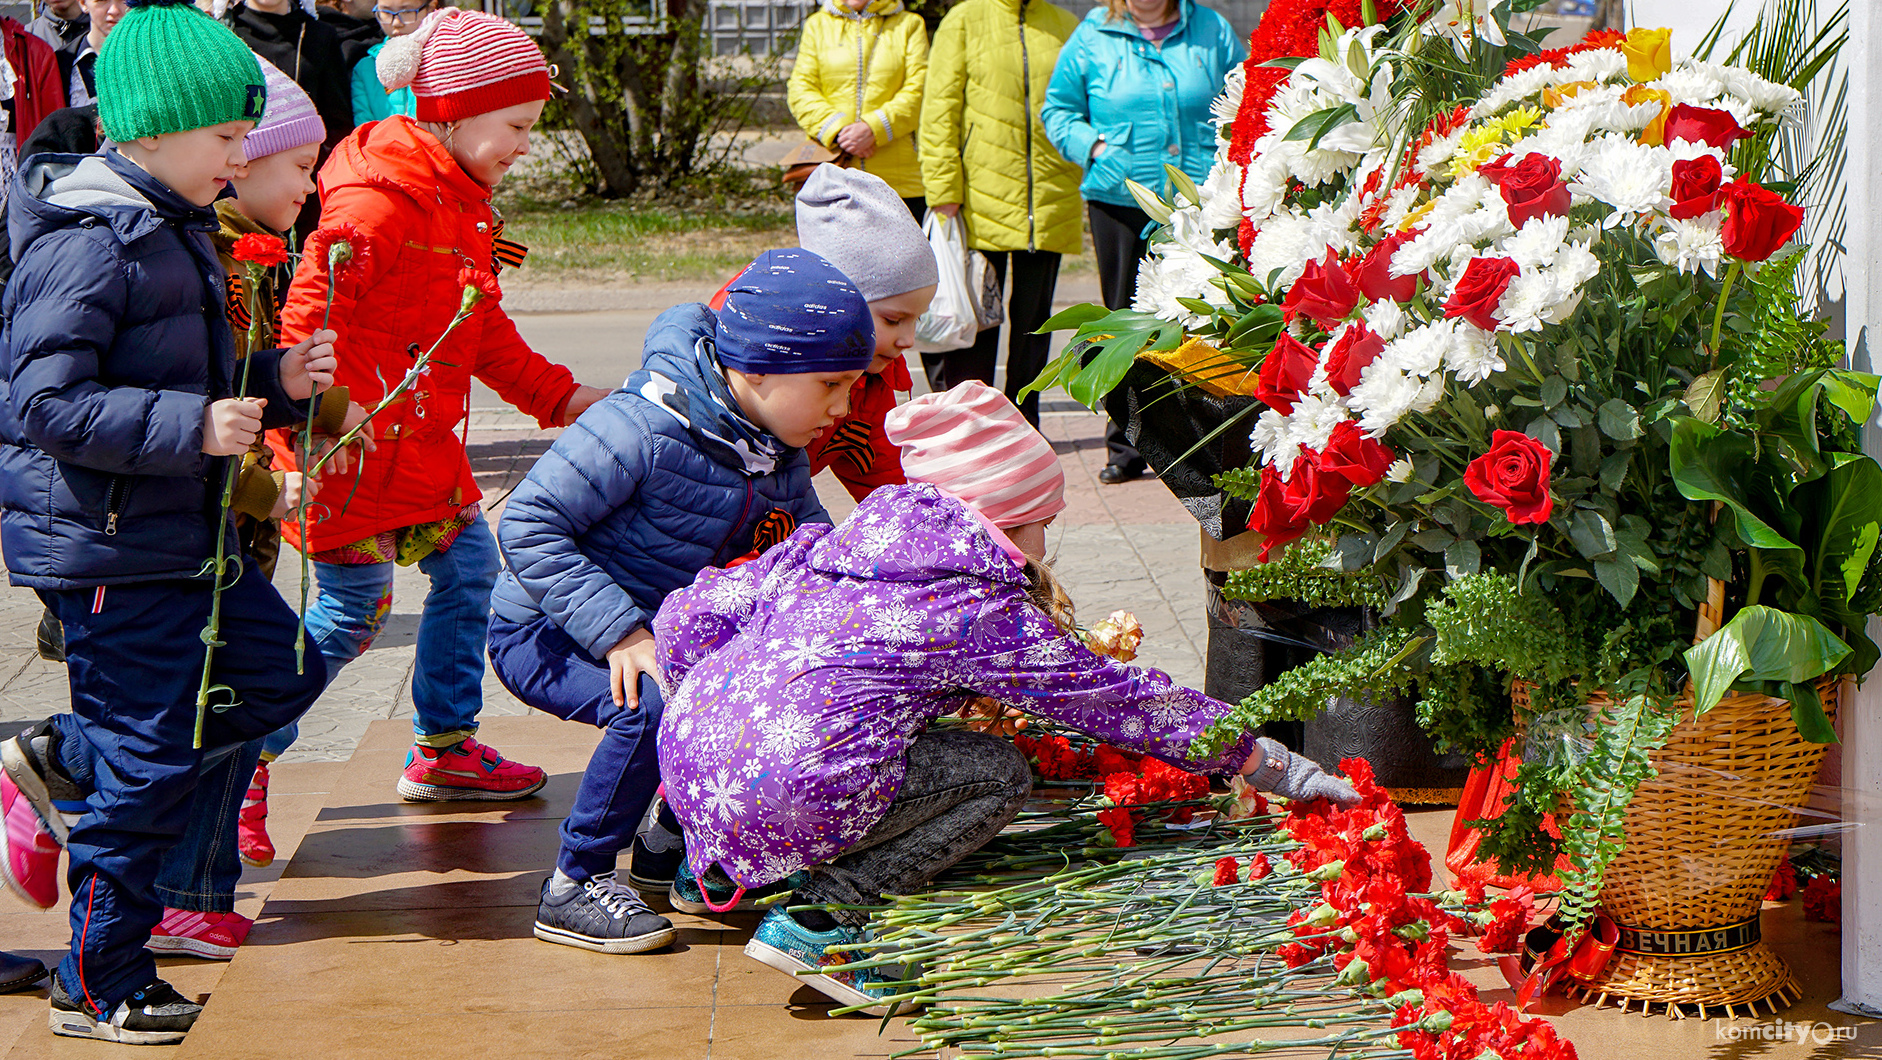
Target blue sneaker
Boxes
[669,860,802,914]
[743,906,911,1014]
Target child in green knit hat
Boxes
[0,0,345,1045]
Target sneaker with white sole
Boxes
[1,770,60,910]
[669,860,802,914]
[534,870,676,954]
[743,907,912,1015]
[48,974,201,1045]
[626,795,685,892]
[396,737,546,802]
[147,909,253,960]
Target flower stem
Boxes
[1709,260,1742,366]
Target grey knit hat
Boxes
[794,164,939,301]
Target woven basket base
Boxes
[1567,942,1802,1018]
[1385,786,1462,807]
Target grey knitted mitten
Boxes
[1240,737,1360,807]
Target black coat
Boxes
[223,3,353,157]
[317,7,382,70]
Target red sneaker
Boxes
[147,909,253,960]
[238,762,274,868]
[396,738,547,802]
[1,771,60,909]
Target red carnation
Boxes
[1318,420,1394,488]
[1476,888,1535,954]
[1443,256,1522,332]
[1765,860,1798,902]
[1480,152,1572,227]
[1253,332,1319,413]
[1719,178,1805,262]
[1667,155,1724,220]
[1282,250,1362,328]
[304,222,368,271]
[231,233,289,268]
[1247,852,1272,880]
[1350,231,1419,303]
[1212,857,1241,886]
[1464,429,1555,524]
[1664,104,1749,150]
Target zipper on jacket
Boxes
[1018,1,1036,251]
[103,476,124,536]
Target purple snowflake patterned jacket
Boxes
[651,483,1259,888]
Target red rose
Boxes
[1282,250,1361,328]
[1350,230,1419,303]
[1464,429,1555,524]
[1719,178,1805,262]
[1323,324,1385,396]
[1282,453,1353,525]
[1319,420,1394,488]
[1667,154,1724,220]
[1443,256,1522,331]
[1664,104,1748,150]
[231,233,289,268]
[1248,463,1309,561]
[1482,152,1572,227]
[1253,332,1319,413]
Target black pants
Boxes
[1089,200,1153,471]
[919,249,1061,424]
[902,196,928,223]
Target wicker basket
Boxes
[1509,672,1842,1018]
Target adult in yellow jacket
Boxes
[919,0,1080,424]
[788,0,929,209]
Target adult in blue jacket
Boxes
[487,253,873,956]
[1042,0,1243,482]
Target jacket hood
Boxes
[9,151,216,265]
[322,114,492,204]
[821,0,905,17]
[809,482,1028,585]
[1083,0,1191,36]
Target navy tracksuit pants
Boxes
[487,614,663,882]
[40,560,325,1014]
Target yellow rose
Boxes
[1543,80,1598,109]
[1621,26,1673,82]
[1623,85,1673,145]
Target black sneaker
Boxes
[34,610,63,663]
[2,719,86,845]
[534,871,677,954]
[49,974,202,1045]
[626,796,685,892]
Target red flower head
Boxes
[1212,857,1241,886]
[1764,859,1798,902]
[304,223,368,271]
[1664,104,1749,150]
[458,267,501,312]
[1351,231,1420,304]
[1480,152,1573,228]
[1248,852,1273,880]
[1097,805,1136,848]
[1443,256,1522,331]
[1324,323,1386,396]
[1092,744,1144,778]
[231,233,289,269]
[1719,178,1805,262]
[1465,430,1555,524]
[1802,875,1841,923]
[1254,332,1319,413]
[1283,250,1362,328]
[1319,420,1395,489]
[1248,463,1309,562]
[1476,887,1536,954]
[1667,154,1724,220]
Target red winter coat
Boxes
[273,116,578,552]
[2,19,65,144]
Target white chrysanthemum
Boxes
[1472,65,1556,117]
[1569,134,1673,221]
[1282,394,1349,456]
[1379,319,1452,377]
[1132,250,1216,327]
[1417,128,1465,177]
[1349,365,1425,435]
[1445,321,1504,381]
[1543,288,1586,325]
[1239,153,1292,223]
[1500,214,1570,269]
[1720,66,1801,114]
[1653,212,1725,276]
[1395,178,1496,274]
[1200,157,1245,230]
[1652,64,1725,105]
[1413,374,1446,413]
[1553,241,1601,290]
[1363,298,1410,341]
[1386,457,1414,483]
[1560,47,1627,83]
[1250,408,1307,477]
[1380,184,1424,230]
[1712,95,1761,134]
[1494,269,1556,334]
[1210,64,1245,128]
[1244,197,1362,291]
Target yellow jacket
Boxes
[919,0,1082,255]
[788,0,930,198]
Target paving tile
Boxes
[175,1009,711,1060]
[262,817,566,915]
[708,1001,927,1060]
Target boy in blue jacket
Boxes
[487,248,874,956]
[0,0,336,1043]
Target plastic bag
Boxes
[967,247,1005,332]
[916,212,979,352]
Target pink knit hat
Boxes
[245,56,325,161]
[376,9,551,123]
[885,381,1066,529]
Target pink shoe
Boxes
[238,762,274,868]
[147,909,253,960]
[0,771,61,909]
[396,738,547,802]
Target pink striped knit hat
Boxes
[245,57,326,161]
[885,381,1066,529]
[376,9,551,123]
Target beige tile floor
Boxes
[2,716,1876,1059]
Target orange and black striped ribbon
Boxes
[751,509,797,554]
[822,419,876,474]
[226,273,252,333]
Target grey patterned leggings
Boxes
[795,728,1034,927]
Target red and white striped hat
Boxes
[885,381,1066,530]
[376,9,551,123]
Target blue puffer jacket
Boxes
[489,304,831,661]
[0,152,303,590]
[1040,1,1245,209]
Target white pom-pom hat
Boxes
[376,8,551,123]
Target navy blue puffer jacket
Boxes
[0,152,302,589]
[489,304,831,661]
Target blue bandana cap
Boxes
[714,249,876,375]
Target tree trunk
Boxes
[543,0,640,197]
[1590,0,1625,33]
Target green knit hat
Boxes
[96,0,267,143]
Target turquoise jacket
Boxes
[350,41,415,127]
[1040,1,1244,209]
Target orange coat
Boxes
[273,116,578,553]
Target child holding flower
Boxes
[269,8,611,804]
[651,380,1358,1013]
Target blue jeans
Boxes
[42,561,326,1013]
[302,513,499,747]
[151,737,264,914]
[487,614,664,881]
